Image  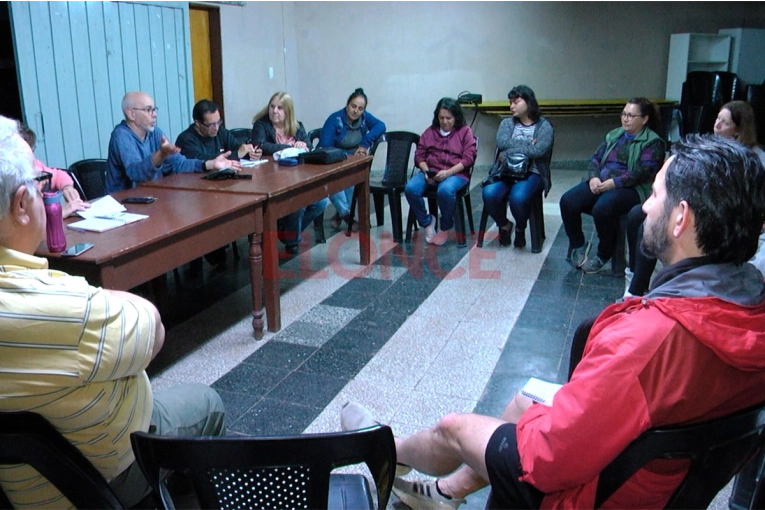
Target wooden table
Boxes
[37,187,268,339]
[465,98,678,118]
[140,155,373,333]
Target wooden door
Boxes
[188,5,223,118]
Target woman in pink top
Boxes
[405,97,477,246]
[18,123,89,217]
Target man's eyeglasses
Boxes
[33,171,52,192]
[202,119,223,128]
[620,111,643,120]
[131,106,159,115]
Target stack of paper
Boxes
[68,196,149,232]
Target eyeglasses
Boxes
[131,106,159,115]
[202,119,223,128]
[620,111,643,120]
[33,171,52,192]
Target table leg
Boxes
[358,176,371,265]
[248,231,264,339]
[263,206,281,332]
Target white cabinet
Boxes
[718,28,765,87]
[665,33,731,101]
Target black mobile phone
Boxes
[61,243,95,257]
[122,196,156,204]
[425,170,438,178]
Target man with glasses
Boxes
[0,114,226,507]
[106,91,241,193]
[173,99,262,267]
[176,98,262,162]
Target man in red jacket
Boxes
[342,134,765,509]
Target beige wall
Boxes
[218,1,765,163]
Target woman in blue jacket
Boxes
[319,88,386,229]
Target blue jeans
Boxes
[405,172,468,231]
[329,187,354,218]
[482,173,543,231]
[278,198,329,247]
[559,180,640,260]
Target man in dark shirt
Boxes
[175,99,262,162]
[176,99,261,267]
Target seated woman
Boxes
[17,123,90,218]
[482,85,554,248]
[319,88,386,230]
[405,97,477,246]
[627,100,765,296]
[251,92,328,253]
[559,97,664,273]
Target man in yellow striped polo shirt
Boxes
[0,116,226,508]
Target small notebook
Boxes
[68,212,149,233]
[520,377,562,406]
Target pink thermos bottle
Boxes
[43,191,67,253]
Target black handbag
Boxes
[500,153,530,180]
[299,147,347,165]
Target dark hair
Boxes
[666,134,765,264]
[347,88,368,107]
[721,101,758,147]
[17,122,36,149]
[431,97,466,130]
[508,85,540,122]
[192,99,219,122]
[627,97,661,135]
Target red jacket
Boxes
[414,125,477,180]
[516,261,765,509]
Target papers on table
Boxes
[76,195,125,219]
[68,212,149,233]
[240,158,268,167]
[520,377,562,406]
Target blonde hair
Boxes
[253,92,299,138]
[721,101,759,148]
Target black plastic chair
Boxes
[564,319,765,509]
[228,128,251,144]
[130,425,396,510]
[405,138,478,248]
[67,158,108,201]
[0,411,124,509]
[346,132,419,243]
[747,84,765,146]
[306,128,327,243]
[476,143,551,253]
[594,400,765,508]
[658,104,684,148]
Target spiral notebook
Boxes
[520,377,562,406]
[68,212,149,233]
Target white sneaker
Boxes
[340,401,378,431]
[424,215,437,243]
[340,402,411,477]
[393,478,466,510]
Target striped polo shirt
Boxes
[0,246,155,508]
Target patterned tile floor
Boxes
[140,167,732,509]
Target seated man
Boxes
[0,115,226,508]
[106,91,238,193]
[342,135,765,509]
[175,98,262,162]
[175,99,262,267]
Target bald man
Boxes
[106,91,239,193]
